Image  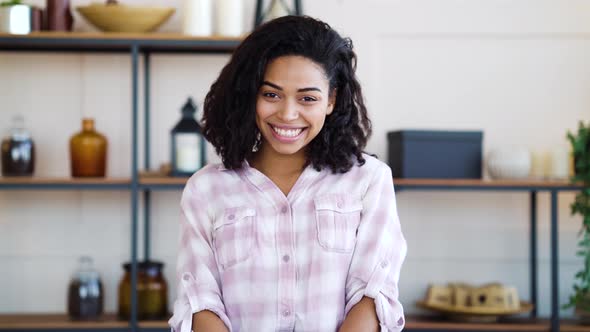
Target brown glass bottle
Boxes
[69,119,107,177]
[118,261,168,320]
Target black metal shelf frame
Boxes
[0,33,584,332]
[396,184,582,332]
[0,35,240,332]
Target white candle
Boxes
[530,150,549,179]
[549,147,570,180]
[183,0,212,36]
[215,0,243,37]
[176,134,201,172]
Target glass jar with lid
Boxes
[118,260,168,320]
[67,256,104,320]
[1,115,35,176]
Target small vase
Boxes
[69,119,107,177]
[45,0,74,31]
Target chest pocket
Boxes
[213,207,256,269]
[314,194,362,253]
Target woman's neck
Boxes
[249,145,307,178]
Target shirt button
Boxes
[282,310,291,317]
[228,214,235,220]
[381,261,389,268]
[337,201,343,208]
[282,255,290,262]
[281,206,288,214]
[183,274,190,281]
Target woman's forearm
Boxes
[338,296,379,332]
[192,310,229,332]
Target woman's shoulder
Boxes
[353,153,392,176]
[184,163,242,193]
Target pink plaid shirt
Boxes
[169,154,407,332]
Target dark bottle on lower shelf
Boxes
[67,256,104,320]
[1,115,35,176]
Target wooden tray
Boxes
[416,301,534,323]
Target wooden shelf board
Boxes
[4,314,590,331]
[0,32,241,53]
[0,31,243,42]
[139,172,188,186]
[0,313,128,329]
[394,178,583,189]
[0,313,173,330]
[137,320,169,328]
[0,177,130,185]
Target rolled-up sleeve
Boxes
[168,181,232,332]
[344,163,407,331]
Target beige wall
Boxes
[0,0,588,318]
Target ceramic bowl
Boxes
[486,148,531,179]
[76,4,175,33]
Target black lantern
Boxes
[170,98,206,177]
[254,0,302,27]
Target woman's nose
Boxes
[277,99,299,121]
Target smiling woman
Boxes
[254,56,335,168]
[169,15,407,332]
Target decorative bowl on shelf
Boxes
[76,3,175,33]
[416,300,534,323]
[418,282,534,323]
[486,147,531,179]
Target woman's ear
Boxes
[327,89,337,115]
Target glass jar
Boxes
[1,115,35,176]
[69,118,107,177]
[118,260,168,320]
[67,256,104,320]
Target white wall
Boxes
[0,0,588,319]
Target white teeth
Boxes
[271,125,303,138]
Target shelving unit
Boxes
[0,32,586,332]
[0,32,240,332]
[395,178,583,332]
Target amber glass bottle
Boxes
[69,119,107,177]
[118,261,168,320]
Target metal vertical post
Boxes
[550,190,559,332]
[530,191,538,317]
[143,52,151,262]
[294,0,302,15]
[254,0,263,27]
[130,44,140,332]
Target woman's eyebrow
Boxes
[262,81,322,93]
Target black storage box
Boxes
[387,130,483,179]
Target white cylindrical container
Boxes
[549,147,570,180]
[0,5,31,35]
[183,0,212,36]
[215,0,243,37]
[530,150,549,179]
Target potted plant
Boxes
[0,0,23,6]
[0,0,31,34]
[564,121,590,318]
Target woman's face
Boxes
[255,55,335,160]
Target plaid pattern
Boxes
[169,154,407,332]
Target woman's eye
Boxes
[263,92,279,99]
[301,96,317,102]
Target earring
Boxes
[252,131,262,152]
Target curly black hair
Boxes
[202,15,371,173]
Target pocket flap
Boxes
[215,207,256,229]
[314,194,362,213]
